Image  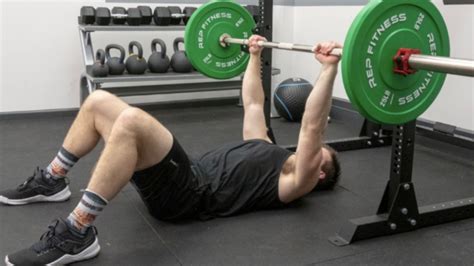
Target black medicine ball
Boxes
[273,78,313,122]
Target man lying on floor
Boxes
[1,35,341,265]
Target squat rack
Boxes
[256,0,474,245]
[257,0,274,138]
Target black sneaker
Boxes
[0,167,71,205]
[5,218,100,265]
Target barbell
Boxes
[183,0,474,125]
[221,38,473,77]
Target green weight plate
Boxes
[342,0,449,124]
[185,0,256,79]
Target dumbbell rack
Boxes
[78,24,243,103]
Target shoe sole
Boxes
[4,237,100,266]
[0,186,71,205]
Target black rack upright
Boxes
[329,121,474,245]
[257,0,473,246]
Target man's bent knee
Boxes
[114,107,172,171]
[83,90,119,113]
[113,107,148,134]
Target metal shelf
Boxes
[78,15,281,104]
[84,67,281,84]
[80,67,280,102]
[78,24,185,32]
[84,67,241,84]
[102,81,242,98]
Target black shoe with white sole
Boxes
[5,218,100,266]
[0,167,71,205]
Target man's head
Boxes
[315,145,341,191]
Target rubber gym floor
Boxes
[1,100,473,266]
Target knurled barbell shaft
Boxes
[408,54,474,77]
[224,37,343,56]
[224,37,474,77]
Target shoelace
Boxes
[17,168,40,191]
[17,168,70,191]
[32,220,97,254]
[32,220,62,253]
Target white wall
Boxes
[2,1,84,112]
[0,2,3,109]
[282,1,474,130]
[422,2,474,129]
[271,5,295,116]
[0,1,237,113]
[1,1,473,130]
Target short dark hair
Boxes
[315,144,341,191]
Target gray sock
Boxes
[66,189,108,235]
[45,147,79,179]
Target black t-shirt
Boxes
[193,139,293,219]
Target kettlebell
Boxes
[126,41,147,75]
[148,39,170,73]
[170,37,193,73]
[91,49,109,77]
[105,44,126,75]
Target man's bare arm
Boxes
[242,53,264,107]
[290,42,341,200]
[300,64,338,147]
[242,35,271,142]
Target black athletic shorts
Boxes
[130,137,203,221]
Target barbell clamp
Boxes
[393,48,421,76]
